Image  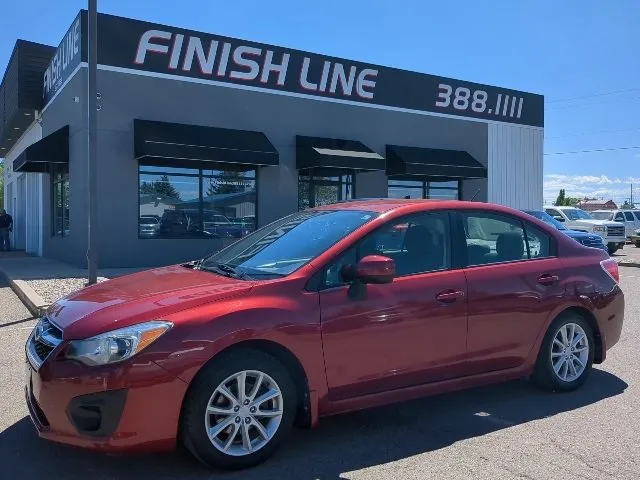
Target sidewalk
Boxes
[0,251,147,316]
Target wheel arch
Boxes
[556,306,604,364]
[177,339,313,445]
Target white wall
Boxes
[2,121,43,253]
[487,123,544,210]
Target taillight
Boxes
[600,258,620,283]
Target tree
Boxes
[206,171,248,197]
[554,189,579,206]
[0,163,4,210]
[139,175,181,200]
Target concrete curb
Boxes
[618,262,640,268]
[0,270,48,317]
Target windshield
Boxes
[591,211,614,221]
[564,208,593,220]
[200,210,378,277]
[523,210,567,230]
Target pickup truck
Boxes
[544,206,626,254]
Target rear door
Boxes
[455,210,565,375]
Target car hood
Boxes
[568,219,619,227]
[564,229,601,239]
[46,265,255,339]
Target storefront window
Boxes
[52,170,70,237]
[388,178,460,200]
[138,166,256,239]
[298,171,354,210]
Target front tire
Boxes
[532,313,594,392]
[608,245,618,255]
[181,348,297,470]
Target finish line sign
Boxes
[43,10,544,127]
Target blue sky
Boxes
[1,0,638,204]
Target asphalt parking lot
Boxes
[0,271,638,480]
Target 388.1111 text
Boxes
[435,83,524,119]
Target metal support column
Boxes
[87,0,98,284]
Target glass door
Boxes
[387,177,460,200]
[298,170,354,210]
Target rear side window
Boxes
[624,212,635,221]
[545,208,564,220]
[460,212,552,266]
[522,223,553,259]
[634,212,640,221]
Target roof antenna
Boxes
[470,188,481,201]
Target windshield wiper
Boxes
[182,259,203,269]
[201,262,246,279]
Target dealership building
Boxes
[0,10,544,268]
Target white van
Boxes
[590,209,640,239]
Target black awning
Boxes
[13,125,69,173]
[134,119,279,168]
[386,145,487,179]
[296,136,385,171]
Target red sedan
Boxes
[25,199,624,470]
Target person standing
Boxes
[0,209,13,252]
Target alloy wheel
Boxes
[204,370,284,457]
[550,322,590,382]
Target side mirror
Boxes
[553,216,565,222]
[354,255,396,284]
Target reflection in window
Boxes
[138,166,256,239]
[324,212,451,287]
[387,178,460,200]
[462,213,529,266]
[298,170,354,210]
[52,169,70,237]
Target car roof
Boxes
[310,199,526,215]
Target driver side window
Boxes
[323,212,451,288]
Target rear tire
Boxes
[635,241,640,248]
[181,348,297,470]
[532,313,594,392]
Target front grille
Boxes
[580,237,604,248]
[607,225,625,237]
[27,317,63,369]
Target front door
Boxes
[319,211,469,401]
[298,170,354,210]
[457,210,565,375]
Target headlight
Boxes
[593,226,605,232]
[65,321,172,366]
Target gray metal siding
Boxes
[487,123,543,209]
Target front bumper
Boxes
[24,341,188,453]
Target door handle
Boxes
[537,274,559,286]
[436,289,464,303]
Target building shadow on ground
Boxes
[0,369,627,480]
